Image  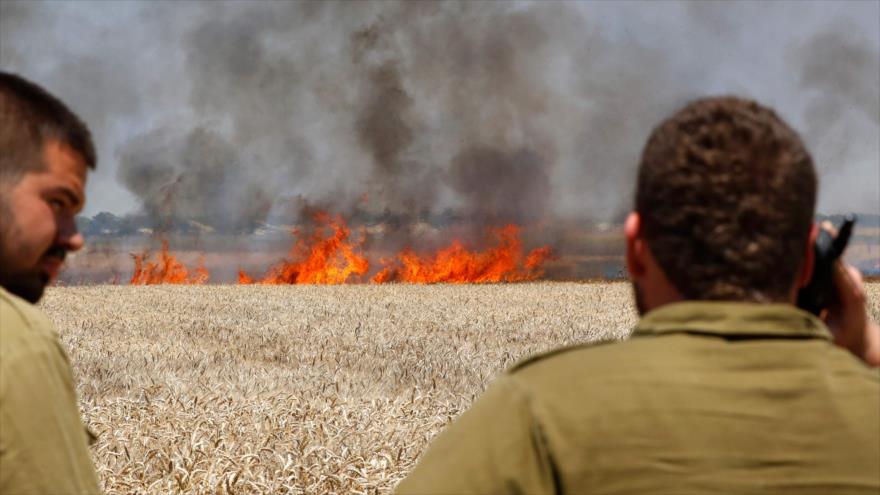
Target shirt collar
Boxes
[633,301,832,341]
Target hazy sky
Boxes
[1,0,877,221]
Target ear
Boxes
[625,212,647,278]
[796,223,819,289]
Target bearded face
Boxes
[0,141,87,303]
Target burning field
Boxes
[125,214,554,285]
[232,213,554,285]
[41,283,880,494]
[4,0,877,490]
[64,211,628,286]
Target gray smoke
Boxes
[797,27,880,130]
[792,24,880,214]
[1,0,878,233]
[449,145,551,225]
[117,127,276,233]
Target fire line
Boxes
[130,212,553,284]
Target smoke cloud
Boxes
[1,0,877,233]
[792,25,880,214]
[117,127,277,233]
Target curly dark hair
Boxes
[636,96,816,302]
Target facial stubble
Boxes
[0,192,49,303]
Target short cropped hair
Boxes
[0,71,96,184]
[636,96,817,302]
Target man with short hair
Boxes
[396,97,880,494]
[0,71,101,494]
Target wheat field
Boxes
[40,283,880,494]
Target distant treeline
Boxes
[76,211,880,238]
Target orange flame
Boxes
[129,213,553,285]
[371,225,553,283]
[130,240,209,285]
[239,212,370,284]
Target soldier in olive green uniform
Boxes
[397,97,880,494]
[398,303,879,494]
[0,72,101,494]
[1,287,101,493]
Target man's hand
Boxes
[823,261,880,367]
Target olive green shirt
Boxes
[396,302,880,495]
[0,287,100,494]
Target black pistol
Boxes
[796,215,856,315]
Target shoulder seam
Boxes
[508,338,620,373]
